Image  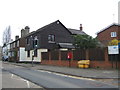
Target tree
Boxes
[73,35,98,49]
[108,39,118,46]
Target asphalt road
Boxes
[2,62,118,88]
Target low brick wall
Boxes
[41,60,120,69]
[41,60,78,67]
[90,61,120,69]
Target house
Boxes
[9,26,29,62]
[0,46,2,60]
[25,20,79,62]
[25,20,88,63]
[96,23,120,46]
[2,43,11,61]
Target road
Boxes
[2,62,118,89]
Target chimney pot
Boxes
[15,35,19,40]
[80,24,83,31]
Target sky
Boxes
[0,0,119,46]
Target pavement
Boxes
[2,70,42,88]
[3,61,119,79]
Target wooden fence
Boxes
[41,48,120,69]
[42,48,105,61]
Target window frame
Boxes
[48,34,55,43]
[111,32,117,37]
[27,50,30,57]
[26,38,30,45]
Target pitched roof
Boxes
[25,20,72,37]
[96,23,120,35]
[68,28,87,35]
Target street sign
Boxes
[118,43,120,49]
[108,45,119,54]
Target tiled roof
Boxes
[68,28,87,35]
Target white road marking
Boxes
[10,73,30,88]
[21,79,30,88]
[11,74,14,78]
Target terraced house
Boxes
[9,26,29,62]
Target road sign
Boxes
[118,43,120,49]
[108,45,119,54]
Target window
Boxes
[26,38,30,44]
[18,51,19,57]
[34,49,37,57]
[111,32,117,37]
[48,34,55,42]
[33,36,38,48]
[27,50,30,57]
[12,52,14,57]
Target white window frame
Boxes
[111,32,117,37]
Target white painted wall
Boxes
[25,49,48,62]
[19,47,26,61]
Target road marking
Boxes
[10,73,30,88]
[21,79,30,88]
[36,70,52,73]
[53,73,68,77]
[11,74,14,78]
[37,69,95,81]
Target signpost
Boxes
[118,42,120,49]
[108,45,119,69]
[108,45,119,54]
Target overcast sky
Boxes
[0,0,119,46]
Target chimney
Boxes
[21,29,25,37]
[24,26,30,35]
[80,24,83,31]
[15,35,19,40]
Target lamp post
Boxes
[31,36,38,67]
[32,50,34,67]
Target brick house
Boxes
[9,26,29,62]
[96,23,120,46]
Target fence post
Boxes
[85,49,89,60]
[58,50,61,66]
[105,48,109,62]
[48,51,51,64]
